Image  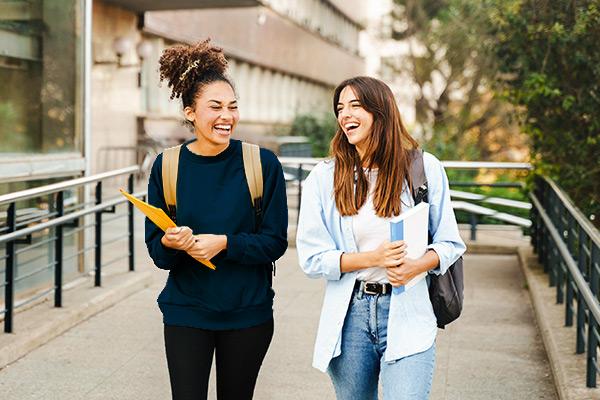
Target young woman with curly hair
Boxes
[145,39,288,400]
[296,76,465,399]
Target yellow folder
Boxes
[119,189,216,270]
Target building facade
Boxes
[1,0,367,184]
[93,0,367,173]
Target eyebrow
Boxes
[208,99,237,105]
[336,99,360,108]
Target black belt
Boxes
[354,281,393,295]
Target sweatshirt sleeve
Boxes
[144,153,181,270]
[223,149,289,264]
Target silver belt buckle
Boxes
[363,282,379,295]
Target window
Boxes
[0,0,82,154]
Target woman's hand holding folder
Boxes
[119,189,216,270]
[161,227,219,270]
[161,226,196,251]
[187,234,227,262]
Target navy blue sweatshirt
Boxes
[145,139,288,330]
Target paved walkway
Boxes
[0,247,557,399]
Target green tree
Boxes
[492,0,600,223]
[290,113,337,157]
[388,0,527,162]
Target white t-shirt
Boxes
[352,169,393,283]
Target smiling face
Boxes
[336,85,374,157]
[183,80,239,150]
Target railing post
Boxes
[556,259,564,304]
[469,213,477,241]
[127,174,135,272]
[587,317,598,388]
[543,224,550,275]
[566,272,573,326]
[296,164,303,225]
[4,203,16,333]
[576,296,586,354]
[539,218,546,269]
[567,216,576,256]
[548,230,556,287]
[577,225,588,353]
[587,245,599,387]
[530,205,537,251]
[548,194,557,287]
[54,191,64,307]
[94,181,102,287]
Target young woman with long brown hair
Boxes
[145,39,288,400]
[296,76,465,399]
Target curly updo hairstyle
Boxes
[158,39,234,109]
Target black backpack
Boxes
[409,149,464,329]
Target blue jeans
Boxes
[327,287,435,400]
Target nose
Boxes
[338,106,351,120]
[219,109,234,122]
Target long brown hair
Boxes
[331,76,419,218]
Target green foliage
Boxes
[390,0,528,163]
[290,113,337,157]
[492,0,600,224]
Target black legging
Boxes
[164,319,274,400]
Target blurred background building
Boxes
[0,0,369,191]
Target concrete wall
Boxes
[91,1,364,161]
[144,7,365,87]
[91,1,142,173]
[327,0,368,26]
[139,38,333,145]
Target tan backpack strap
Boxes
[242,142,263,211]
[161,144,182,221]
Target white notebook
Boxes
[389,202,430,294]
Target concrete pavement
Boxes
[0,244,557,399]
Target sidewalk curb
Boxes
[463,242,518,255]
[0,270,154,370]
[517,246,569,400]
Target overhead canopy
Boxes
[104,0,259,13]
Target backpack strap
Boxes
[409,148,428,205]
[161,142,263,229]
[241,142,263,229]
[161,144,182,223]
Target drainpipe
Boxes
[83,0,92,180]
[82,0,93,272]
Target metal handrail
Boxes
[544,176,600,246]
[280,157,531,238]
[0,166,139,206]
[530,176,600,387]
[1,167,142,334]
[530,194,600,322]
[441,161,531,170]
[0,192,145,245]
[278,157,533,170]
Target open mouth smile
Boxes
[213,124,232,135]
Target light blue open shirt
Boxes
[296,152,466,372]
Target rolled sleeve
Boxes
[424,153,466,275]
